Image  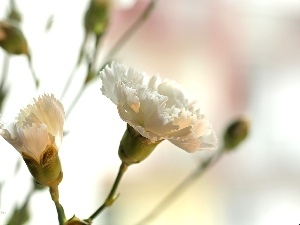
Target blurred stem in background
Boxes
[5,184,36,225]
[135,117,249,225]
[104,0,157,62]
[0,54,9,112]
[64,0,158,119]
[134,148,225,225]
[0,0,39,89]
[60,0,110,100]
[0,157,23,223]
[2,160,35,225]
[0,0,22,112]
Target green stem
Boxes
[0,54,9,90]
[90,34,103,72]
[49,185,66,225]
[60,65,78,100]
[60,34,88,100]
[102,0,157,63]
[88,162,128,221]
[0,54,9,112]
[54,202,66,225]
[26,54,39,89]
[134,148,224,225]
[65,85,84,119]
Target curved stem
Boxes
[87,162,128,221]
[49,185,66,225]
[54,202,66,225]
[134,148,224,225]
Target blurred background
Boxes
[1,0,300,224]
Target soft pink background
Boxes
[1,0,300,224]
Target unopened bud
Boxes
[7,0,22,23]
[119,124,162,165]
[65,215,91,225]
[84,69,97,85]
[223,117,249,150]
[0,20,29,55]
[84,0,110,36]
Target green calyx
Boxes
[22,145,63,187]
[119,124,162,165]
[64,215,91,225]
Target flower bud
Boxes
[0,20,29,55]
[22,145,63,187]
[84,69,97,85]
[7,1,22,23]
[119,124,162,165]
[8,10,22,23]
[84,0,110,36]
[65,215,90,225]
[223,117,249,150]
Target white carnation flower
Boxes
[99,61,217,152]
[0,94,65,163]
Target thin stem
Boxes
[26,54,39,89]
[54,202,66,225]
[90,34,103,72]
[102,0,158,63]
[60,34,88,100]
[0,54,9,112]
[88,162,128,221]
[49,185,66,225]
[134,148,224,225]
[65,85,84,119]
[0,54,10,90]
[60,65,78,100]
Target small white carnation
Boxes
[0,94,65,163]
[99,61,217,152]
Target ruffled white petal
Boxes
[17,123,51,162]
[99,61,218,152]
[16,94,64,148]
[0,121,26,153]
[100,61,126,104]
[0,94,65,162]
